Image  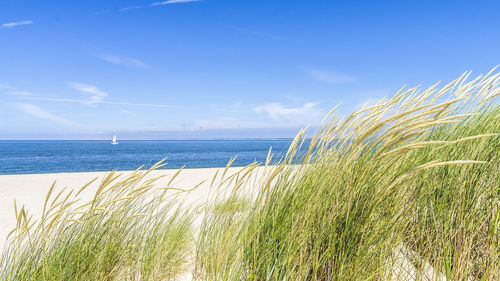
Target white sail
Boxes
[111,134,118,145]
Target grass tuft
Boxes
[195,70,499,281]
[1,161,194,281]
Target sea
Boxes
[0,140,297,175]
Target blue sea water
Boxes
[0,140,296,175]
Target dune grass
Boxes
[195,71,499,280]
[0,161,194,281]
[1,71,499,281]
[402,105,499,280]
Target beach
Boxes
[0,166,255,249]
[1,79,497,281]
[0,167,451,280]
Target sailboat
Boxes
[111,134,118,145]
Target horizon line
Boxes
[0,138,300,141]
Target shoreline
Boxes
[0,165,251,177]
[0,138,297,141]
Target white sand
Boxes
[0,166,261,248]
[0,166,264,280]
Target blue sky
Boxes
[1,0,499,139]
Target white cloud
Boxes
[2,20,33,28]
[16,103,78,127]
[306,68,356,84]
[68,82,108,104]
[97,54,150,68]
[254,102,324,124]
[151,0,201,6]
[0,84,12,89]
[7,91,31,96]
[120,109,137,116]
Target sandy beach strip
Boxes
[0,166,261,249]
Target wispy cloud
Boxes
[25,96,202,110]
[231,26,287,40]
[16,103,79,127]
[7,91,31,96]
[96,54,150,69]
[68,82,108,105]
[0,84,13,89]
[107,0,201,15]
[25,95,248,113]
[254,102,324,124]
[21,82,243,113]
[306,68,356,84]
[151,0,202,6]
[2,20,33,28]
[120,109,137,116]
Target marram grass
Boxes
[1,70,499,281]
[195,70,499,281]
[1,161,194,280]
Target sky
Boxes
[1,0,499,139]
